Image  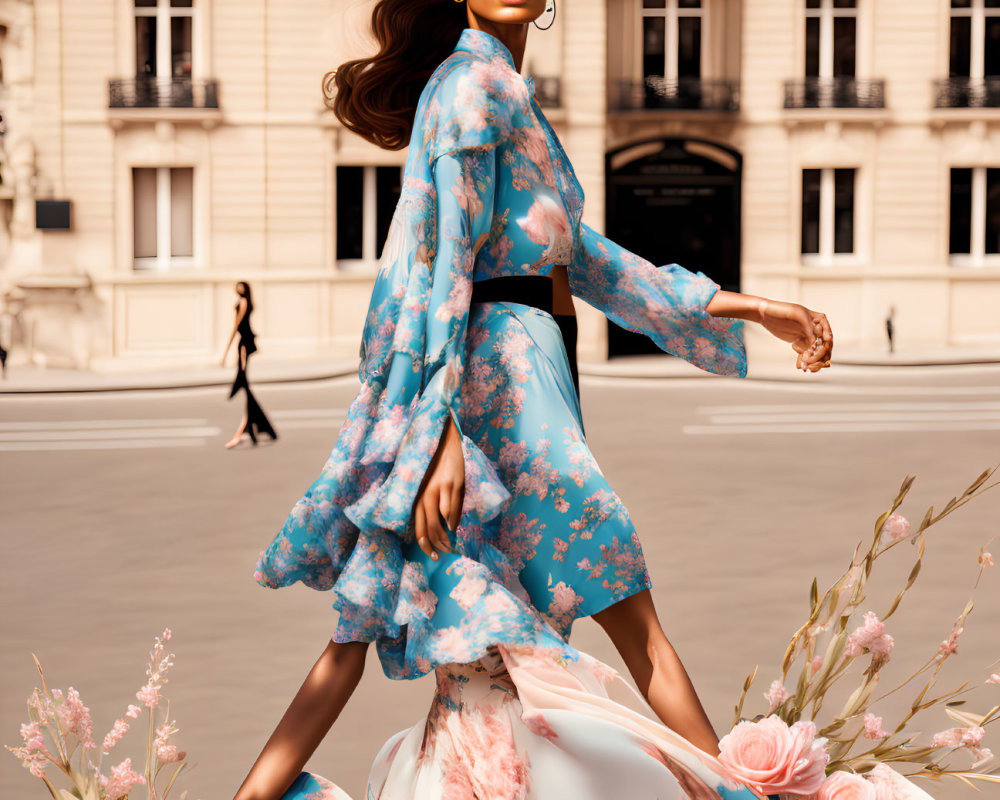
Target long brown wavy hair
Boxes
[325,0,469,151]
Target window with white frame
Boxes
[805,0,857,79]
[336,165,403,269]
[801,168,855,258]
[134,0,194,79]
[949,0,1000,78]
[641,0,703,85]
[133,167,194,270]
[949,167,1000,262]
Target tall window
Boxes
[801,168,855,259]
[336,165,403,269]
[641,0,703,84]
[133,167,194,270]
[950,0,1000,79]
[134,0,194,79]
[950,167,1000,262]
[805,0,857,79]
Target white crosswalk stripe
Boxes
[685,400,1000,436]
[0,418,220,452]
[0,411,350,452]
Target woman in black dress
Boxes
[221,281,277,448]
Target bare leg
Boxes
[233,639,369,800]
[592,589,720,755]
[226,346,251,448]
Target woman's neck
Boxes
[466,17,528,72]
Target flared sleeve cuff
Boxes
[569,222,748,379]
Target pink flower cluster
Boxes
[137,627,174,709]
[6,721,52,778]
[764,680,790,713]
[53,687,95,750]
[862,713,890,740]
[153,719,186,763]
[845,612,894,664]
[99,756,146,800]
[882,513,910,542]
[930,725,993,769]
[937,617,965,659]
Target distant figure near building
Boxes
[221,281,277,448]
[886,305,895,354]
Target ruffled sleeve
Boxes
[568,222,747,378]
[253,54,575,679]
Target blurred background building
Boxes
[0,0,997,371]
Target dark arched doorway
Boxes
[605,137,742,357]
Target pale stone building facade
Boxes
[0,0,997,372]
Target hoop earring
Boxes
[533,0,556,30]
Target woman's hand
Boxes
[412,414,465,560]
[757,299,833,373]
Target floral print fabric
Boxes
[279,646,763,800]
[252,27,747,680]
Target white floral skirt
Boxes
[281,644,760,800]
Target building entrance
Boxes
[605,138,742,357]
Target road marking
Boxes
[697,401,1000,414]
[684,420,1000,435]
[583,376,1000,395]
[686,399,1000,435]
[0,418,208,431]
[0,417,221,452]
[0,427,220,442]
[0,438,211,452]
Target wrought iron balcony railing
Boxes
[108,77,220,110]
[784,77,886,109]
[934,77,1000,108]
[611,77,740,112]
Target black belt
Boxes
[470,275,580,402]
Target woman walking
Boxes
[238,2,837,799]
[222,281,277,449]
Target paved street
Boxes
[2,364,999,800]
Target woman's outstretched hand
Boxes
[412,414,465,560]
[757,299,833,373]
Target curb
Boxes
[2,355,999,395]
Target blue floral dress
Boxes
[254,26,755,800]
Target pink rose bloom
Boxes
[764,679,790,713]
[817,771,879,800]
[718,716,828,796]
[863,713,889,740]
[883,513,910,541]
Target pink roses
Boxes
[718,715,829,796]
